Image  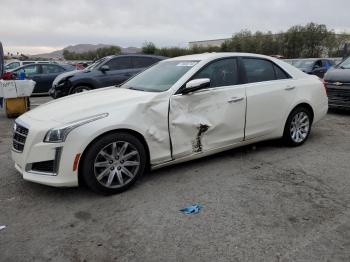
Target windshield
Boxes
[293,60,315,69]
[338,57,350,69]
[121,60,198,92]
[85,58,107,70]
[5,62,20,70]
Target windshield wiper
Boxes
[128,86,146,91]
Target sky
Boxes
[1,0,350,55]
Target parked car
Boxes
[9,63,75,94]
[49,54,166,99]
[12,53,328,194]
[5,60,58,71]
[293,58,334,78]
[324,56,350,109]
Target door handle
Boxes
[285,86,296,91]
[227,97,244,103]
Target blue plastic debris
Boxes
[180,204,203,214]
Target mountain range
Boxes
[31,44,141,59]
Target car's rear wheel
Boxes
[283,106,312,146]
[70,85,91,94]
[81,132,146,194]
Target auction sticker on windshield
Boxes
[176,62,198,67]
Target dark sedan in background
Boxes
[10,63,75,94]
[293,58,335,78]
[324,57,350,109]
[49,54,166,99]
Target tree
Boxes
[63,46,121,60]
[142,41,156,54]
[140,22,350,59]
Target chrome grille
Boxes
[326,85,350,108]
[13,123,29,152]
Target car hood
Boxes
[23,87,160,123]
[52,69,87,86]
[324,68,350,83]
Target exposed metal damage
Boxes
[192,124,210,153]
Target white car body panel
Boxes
[170,85,246,158]
[244,79,298,139]
[11,53,328,187]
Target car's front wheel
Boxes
[70,85,91,94]
[283,106,312,146]
[81,132,147,194]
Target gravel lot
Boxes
[1,96,350,262]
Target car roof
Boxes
[107,54,167,60]
[9,63,63,72]
[165,52,307,79]
[166,52,283,62]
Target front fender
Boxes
[66,98,172,167]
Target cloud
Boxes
[1,0,350,54]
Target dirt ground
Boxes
[1,97,350,262]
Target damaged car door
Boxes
[169,58,246,158]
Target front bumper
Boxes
[11,117,80,187]
[12,144,79,188]
[49,82,71,99]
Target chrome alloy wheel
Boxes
[290,112,310,143]
[94,141,140,188]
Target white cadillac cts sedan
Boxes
[12,53,328,194]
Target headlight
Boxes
[57,80,66,87]
[44,113,108,143]
[55,78,69,88]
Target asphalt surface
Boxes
[1,96,350,262]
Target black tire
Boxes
[81,132,147,195]
[283,106,312,147]
[70,85,91,94]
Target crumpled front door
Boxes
[169,86,246,159]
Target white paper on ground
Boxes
[0,225,6,231]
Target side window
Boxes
[41,64,65,74]
[105,57,132,70]
[323,60,333,68]
[5,62,20,70]
[314,60,322,69]
[193,58,239,88]
[242,58,276,83]
[23,65,40,76]
[274,65,290,80]
[132,57,157,69]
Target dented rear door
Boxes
[169,58,246,159]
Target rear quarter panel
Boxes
[290,75,328,124]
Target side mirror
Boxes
[182,78,210,94]
[100,65,110,72]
